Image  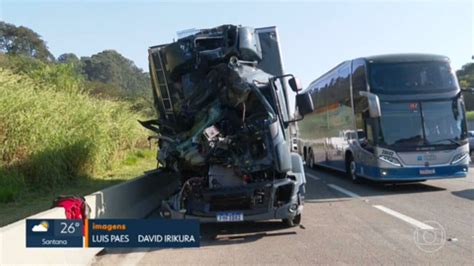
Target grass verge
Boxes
[0,148,157,226]
[0,59,158,225]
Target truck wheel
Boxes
[346,155,362,184]
[283,213,301,227]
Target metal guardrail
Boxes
[85,169,178,219]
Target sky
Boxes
[0,0,473,87]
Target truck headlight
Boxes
[451,153,469,165]
[378,155,402,167]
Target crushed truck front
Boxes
[142,25,307,226]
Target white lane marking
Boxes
[306,173,320,180]
[305,198,350,203]
[373,205,434,230]
[327,184,362,199]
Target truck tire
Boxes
[283,213,301,227]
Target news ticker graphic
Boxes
[26,219,200,248]
[85,219,200,248]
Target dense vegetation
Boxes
[458,62,474,112]
[0,21,152,104]
[0,65,148,201]
[0,21,155,207]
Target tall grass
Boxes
[0,67,148,202]
[0,54,84,93]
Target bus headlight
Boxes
[451,153,469,165]
[378,155,402,167]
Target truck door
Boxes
[256,26,292,131]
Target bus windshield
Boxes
[379,99,466,149]
[369,61,457,94]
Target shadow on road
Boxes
[304,166,446,203]
[451,189,474,200]
[200,221,298,246]
[96,247,153,256]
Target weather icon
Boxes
[31,221,49,232]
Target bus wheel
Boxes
[346,155,362,184]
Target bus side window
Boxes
[352,59,367,100]
[365,121,374,146]
[352,59,373,152]
[355,112,365,142]
[361,111,375,153]
[355,113,364,130]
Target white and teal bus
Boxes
[297,54,469,183]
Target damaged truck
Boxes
[141,25,314,226]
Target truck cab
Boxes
[142,25,312,226]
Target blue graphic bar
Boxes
[87,219,200,248]
[26,219,83,248]
[26,219,200,248]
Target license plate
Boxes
[216,212,244,222]
[419,169,435,175]
[424,154,437,161]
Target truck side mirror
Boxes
[296,92,314,116]
[289,77,303,92]
[359,91,381,118]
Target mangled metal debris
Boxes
[142,25,313,224]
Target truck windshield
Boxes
[379,100,466,149]
[369,61,457,94]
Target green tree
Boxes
[58,53,79,64]
[81,50,150,98]
[0,21,54,61]
[58,53,84,76]
[0,22,152,111]
[457,62,474,88]
[457,62,474,111]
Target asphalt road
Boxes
[91,166,474,265]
